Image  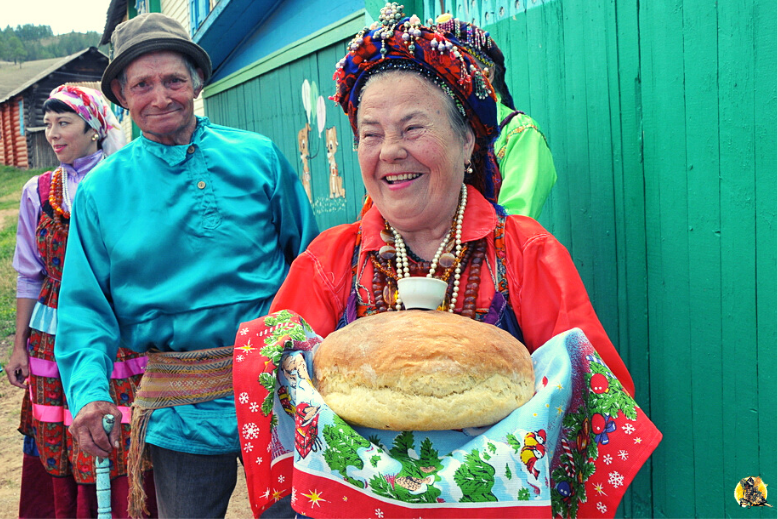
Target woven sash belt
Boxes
[128,346,233,518]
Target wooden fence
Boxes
[205,0,777,516]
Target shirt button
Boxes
[197,181,206,189]
[187,145,195,154]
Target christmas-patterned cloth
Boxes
[233,311,661,518]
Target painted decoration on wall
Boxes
[316,95,327,137]
[297,121,312,202]
[326,127,345,199]
[298,79,346,205]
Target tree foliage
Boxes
[0,24,106,64]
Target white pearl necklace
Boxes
[61,168,71,210]
[390,183,468,312]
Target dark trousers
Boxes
[149,445,239,519]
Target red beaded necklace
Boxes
[366,237,486,319]
[48,167,70,232]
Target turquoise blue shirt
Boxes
[56,117,318,454]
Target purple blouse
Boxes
[13,150,104,299]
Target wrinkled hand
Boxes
[69,401,122,458]
[4,347,30,388]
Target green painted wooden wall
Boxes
[206,39,365,224]
[204,1,776,516]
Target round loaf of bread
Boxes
[313,310,534,431]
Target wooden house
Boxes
[0,48,108,169]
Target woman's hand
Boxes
[6,297,35,388]
[4,345,30,388]
[69,401,123,458]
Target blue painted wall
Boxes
[211,0,363,82]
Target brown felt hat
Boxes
[101,13,212,106]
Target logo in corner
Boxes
[735,477,772,508]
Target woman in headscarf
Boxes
[5,85,155,518]
[232,5,662,519]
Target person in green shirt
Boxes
[437,15,558,219]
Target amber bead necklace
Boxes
[48,167,70,232]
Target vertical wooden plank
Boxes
[265,69,284,143]
[506,15,532,118]
[525,1,548,135]
[537,0,570,241]
[493,0,510,24]
[235,83,247,130]
[718,1,765,518]
[508,0,526,18]
[215,89,228,126]
[253,72,270,138]
[223,86,235,127]
[213,94,224,124]
[753,0,778,512]
[527,0,559,225]
[461,0,480,25]
[640,0,693,516]
[610,0,651,516]
[681,0,726,516]
[202,96,212,123]
[580,0,619,349]
[559,0,593,289]
[421,0,434,19]
[253,75,270,136]
[277,65,302,194]
[243,76,257,133]
[612,0,648,393]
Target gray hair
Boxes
[357,69,472,145]
[116,53,203,97]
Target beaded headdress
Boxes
[48,85,126,156]
[434,13,494,69]
[433,14,516,111]
[332,3,503,206]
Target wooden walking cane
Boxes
[96,414,115,519]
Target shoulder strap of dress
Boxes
[37,171,53,207]
[350,225,363,273]
[493,214,510,299]
[499,110,525,132]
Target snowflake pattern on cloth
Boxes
[233,311,662,518]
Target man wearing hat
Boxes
[54,13,318,518]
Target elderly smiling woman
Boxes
[270,12,632,388]
[234,5,661,518]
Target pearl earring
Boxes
[465,160,473,175]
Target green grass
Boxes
[0,166,46,368]
[0,165,41,212]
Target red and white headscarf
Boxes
[47,85,126,155]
